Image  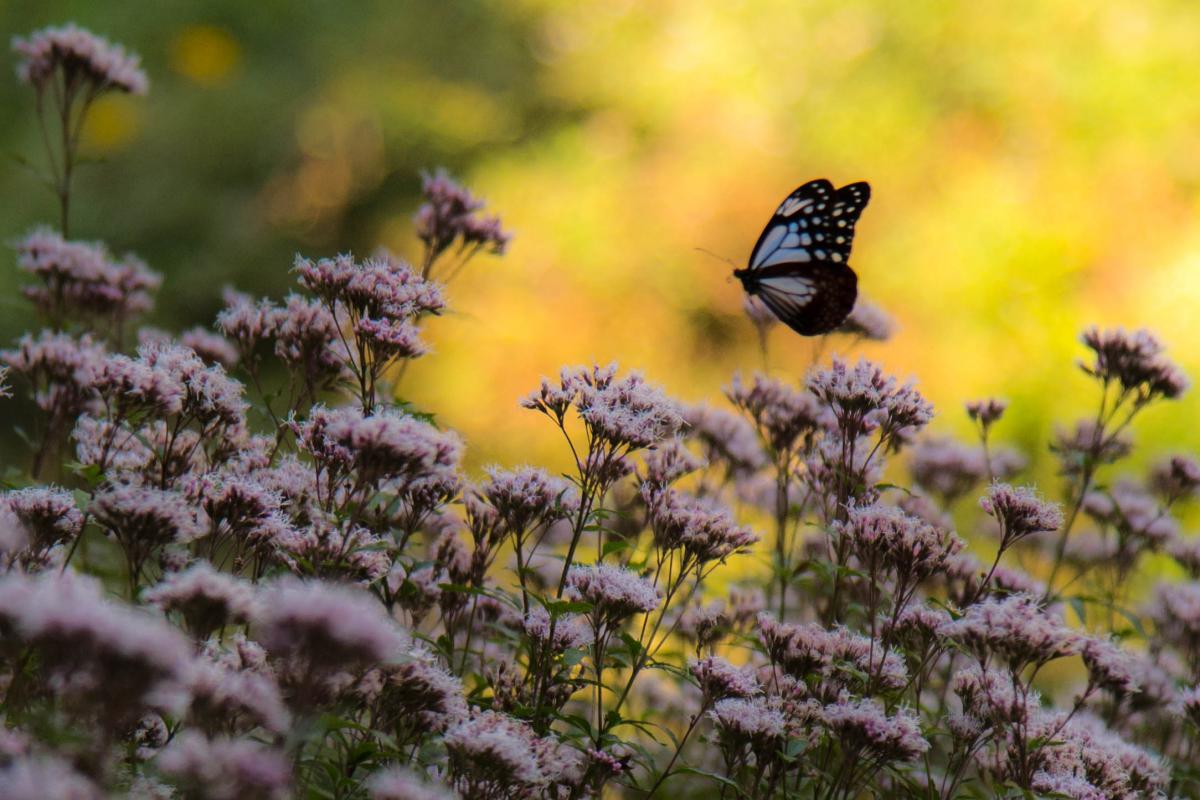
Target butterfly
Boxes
[733,179,871,336]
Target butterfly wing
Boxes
[747,180,871,270]
[754,262,858,336]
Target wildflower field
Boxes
[3,10,1200,800]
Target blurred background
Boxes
[3,0,1200,480]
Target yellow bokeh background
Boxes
[390,1,1200,478]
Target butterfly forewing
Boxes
[748,181,871,271]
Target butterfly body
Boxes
[737,179,871,336]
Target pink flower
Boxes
[0,755,102,800]
[179,327,239,369]
[0,570,193,720]
[966,397,1008,427]
[710,697,787,750]
[252,577,409,668]
[909,437,988,502]
[524,364,683,451]
[143,562,256,639]
[13,24,148,94]
[366,655,468,734]
[479,466,576,534]
[837,502,963,582]
[644,487,758,564]
[157,732,290,800]
[0,330,106,416]
[684,403,766,474]
[13,228,159,325]
[3,486,83,559]
[725,373,824,454]
[837,295,895,341]
[523,606,589,651]
[185,653,291,735]
[566,564,660,623]
[980,482,1063,547]
[807,358,933,439]
[940,594,1080,669]
[295,404,462,491]
[367,768,456,800]
[444,710,545,791]
[690,655,760,701]
[820,697,928,762]
[1077,635,1139,696]
[1079,326,1188,400]
[415,170,511,261]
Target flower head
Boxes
[13,24,148,94]
[1080,326,1188,400]
[566,564,660,624]
[979,483,1063,548]
[157,732,290,800]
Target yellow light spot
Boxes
[80,95,141,153]
[170,25,240,87]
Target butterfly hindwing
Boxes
[754,262,858,337]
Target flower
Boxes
[0,570,193,721]
[1052,419,1133,474]
[91,485,205,561]
[808,358,933,445]
[684,403,767,475]
[2,486,83,562]
[157,732,290,800]
[415,170,511,263]
[444,710,545,793]
[143,562,256,640]
[367,653,468,735]
[758,614,907,693]
[0,330,106,417]
[479,466,576,535]
[909,437,988,503]
[837,296,895,341]
[523,606,589,651]
[1077,635,1139,696]
[1150,454,1200,502]
[1079,326,1188,400]
[179,327,239,369]
[566,564,660,624]
[185,653,291,735]
[252,577,409,670]
[13,24,148,94]
[13,228,159,325]
[295,404,462,491]
[725,373,824,454]
[689,655,759,701]
[0,755,102,800]
[367,767,456,800]
[641,438,705,487]
[966,397,1008,427]
[644,487,758,564]
[979,483,1063,548]
[1083,481,1177,551]
[710,697,787,752]
[837,502,963,583]
[572,365,683,449]
[940,594,1080,669]
[820,697,928,762]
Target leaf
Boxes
[674,765,743,792]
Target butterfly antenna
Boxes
[694,247,738,270]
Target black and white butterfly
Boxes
[733,179,871,336]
